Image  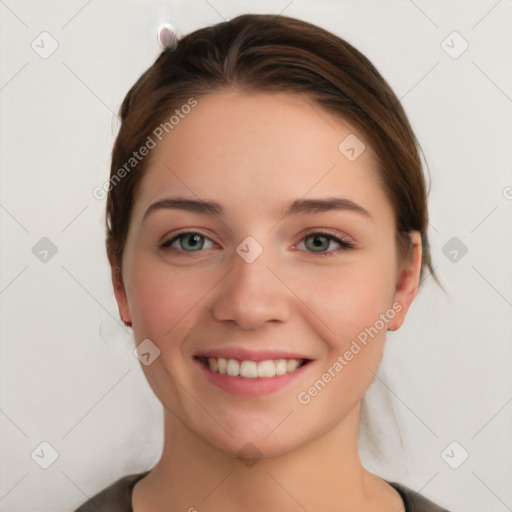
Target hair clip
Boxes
[157,23,178,51]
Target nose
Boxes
[210,250,290,330]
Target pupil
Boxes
[308,235,327,251]
[184,234,202,250]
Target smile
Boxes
[196,356,309,378]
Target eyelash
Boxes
[296,230,355,257]
[160,230,355,257]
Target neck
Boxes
[133,402,392,512]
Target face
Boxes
[113,90,421,458]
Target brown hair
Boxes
[106,13,440,288]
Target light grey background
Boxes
[0,1,511,511]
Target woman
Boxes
[76,13,450,511]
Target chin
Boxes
[194,412,320,462]
[208,431,302,461]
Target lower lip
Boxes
[195,359,311,397]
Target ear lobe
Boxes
[387,231,422,331]
[111,267,132,327]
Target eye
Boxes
[296,230,355,257]
[160,231,216,252]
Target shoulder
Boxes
[388,481,452,512]
[73,471,150,512]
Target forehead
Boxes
[132,89,392,223]
[153,89,369,167]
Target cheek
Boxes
[285,254,396,346]
[128,255,217,339]
[293,265,392,413]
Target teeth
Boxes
[226,359,239,376]
[240,360,258,378]
[287,359,300,372]
[204,357,305,378]
[275,359,287,376]
[217,357,227,374]
[208,358,218,373]
[257,360,275,378]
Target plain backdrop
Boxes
[0,1,511,511]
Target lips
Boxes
[193,347,313,396]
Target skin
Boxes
[112,89,422,512]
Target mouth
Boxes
[195,356,311,378]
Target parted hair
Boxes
[106,13,439,289]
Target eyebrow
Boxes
[141,196,372,223]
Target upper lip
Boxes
[194,348,312,362]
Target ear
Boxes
[387,231,422,331]
[111,266,132,327]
